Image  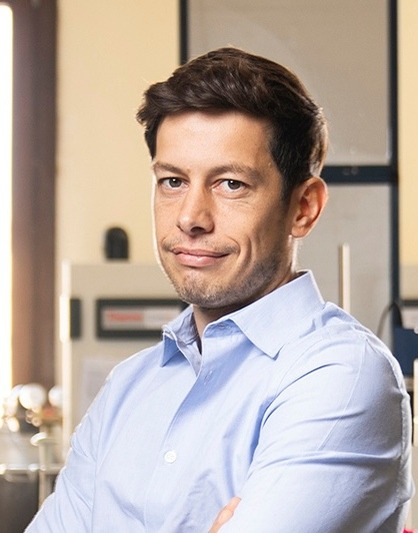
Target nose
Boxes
[177,186,214,235]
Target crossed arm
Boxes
[26,339,412,532]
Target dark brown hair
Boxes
[136,47,328,201]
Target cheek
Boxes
[248,205,281,237]
[153,203,171,234]
[153,222,169,255]
[245,212,287,254]
[231,220,274,260]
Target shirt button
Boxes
[164,450,177,463]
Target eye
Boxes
[220,179,244,192]
[160,177,183,189]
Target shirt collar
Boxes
[161,270,325,364]
[226,271,325,357]
[161,306,197,366]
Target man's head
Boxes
[136,48,328,330]
[137,47,328,203]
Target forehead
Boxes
[155,110,273,165]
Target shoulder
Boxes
[261,305,411,457]
[74,341,165,442]
[274,302,408,422]
[286,301,403,382]
[106,340,165,390]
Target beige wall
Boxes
[57,0,179,269]
[399,1,418,296]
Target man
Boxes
[27,47,412,532]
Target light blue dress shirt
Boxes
[26,271,413,532]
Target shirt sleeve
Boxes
[24,374,112,533]
[220,335,413,533]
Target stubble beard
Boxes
[160,252,288,312]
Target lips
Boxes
[171,246,228,267]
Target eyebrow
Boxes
[152,161,263,181]
[152,162,184,175]
[208,163,262,181]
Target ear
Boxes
[289,176,328,239]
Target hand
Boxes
[208,497,241,533]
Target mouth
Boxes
[171,246,229,267]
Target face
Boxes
[152,110,299,320]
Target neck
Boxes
[193,305,237,339]
[191,267,298,339]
